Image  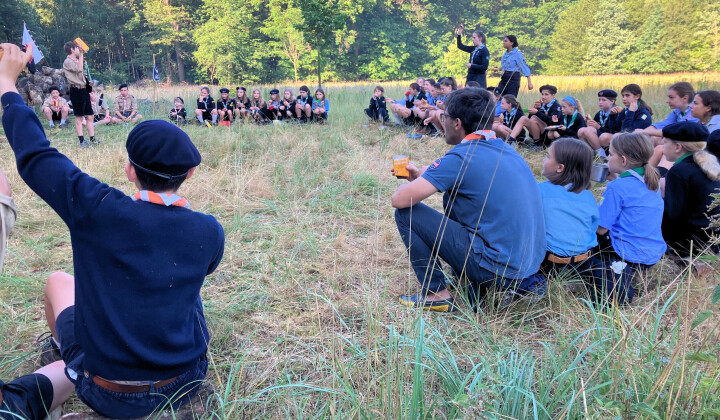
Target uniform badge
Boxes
[430,160,441,169]
[641,114,647,120]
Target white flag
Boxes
[22,22,44,65]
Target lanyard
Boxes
[598,110,609,127]
[132,190,189,207]
[563,111,578,128]
[504,109,516,126]
[470,45,484,63]
[541,99,555,113]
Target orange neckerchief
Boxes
[462,130,497,142]
[132,190,188,208]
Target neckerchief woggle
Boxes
[504,108,517,126]
[462,129,496,143]
[599,110,609,127]
[133,190,189,207]
[541,99,555,113]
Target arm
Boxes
[391,177,438,209]
[662,170,688,223]
[456,35,474,53]
[559,115,585,137]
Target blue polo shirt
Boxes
[422,135,546,278]
[494,100,503,117]
[538,181,599,257]
[598,175,666,264]
[652,106,698,129]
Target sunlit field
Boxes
[1,73,719,419]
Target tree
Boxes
[583,0,632,74]
[294,0,347,88]
[260,0,307,83]
[624,4,673,73]
[542,0,597,74]
[688,1,720,71]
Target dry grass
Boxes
[0,74,719,419]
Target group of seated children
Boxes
[172,85,330,126]
[41,84,143,129]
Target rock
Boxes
[42,66,53,76]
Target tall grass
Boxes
[0,75,719,418]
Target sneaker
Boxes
[79,141,90,148]
[498,289,544,309]
[90,138,101,146]
[37,332,62,367]
[59,122,67,129]
[410,133,423,139]
[205,121,212,128]
[48,122,55,128]
[399,293,457,312]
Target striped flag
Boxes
[153,65,160,82]
[22,22,43,64]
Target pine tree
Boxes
[583,0,632,74]
[624,3,672,73]
[542,0,597,74]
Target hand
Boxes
[610,106,622,114]
[528,108,538,115]
[397,164,422,181]
[466,63,472,68]
[0,43,33,94]
[587,119,599,128]
[629,101,638,112]
[457,24,464,35]
[558,125,566,130]
[492,66,500,72]
[534,100,542,108]
[527,81,534,90]
[551,115,558,123]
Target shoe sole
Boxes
[399,298,455,312]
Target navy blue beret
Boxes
[270,89,279,94]
[598,89,617,99]
[126,120,201,179]
[236,86,246,91]
[707,130,720,159]
[662,121,709,142]
[219,88,229,93]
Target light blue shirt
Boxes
[312,98,329,112]
[538,182,599,257]
[500,48,532,77]
[598,176,666,264]
[706,114,720,133]
[652,106,698,129]
[494,100,503,117]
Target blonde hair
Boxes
[562,98,584,116]
[674,141,720,181]
[610,132,660,191]
[252,89,266,108]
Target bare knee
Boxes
[46,271,73,295]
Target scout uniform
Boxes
[456,35,490,88]
[114,93,138,119]
[497,48,531,97]
[42,96,68,121]
[216,89,236,122]
[62,55,93,118]
[365,95,389,122]
[92,94,110,121]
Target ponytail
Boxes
[679,141,720,181]
[638,99,654,116]
[611,132,660,191]
[642,162,660,192]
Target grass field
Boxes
[1,73,720,419]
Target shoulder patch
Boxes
[430,159,441,169]
[641,114,647,120]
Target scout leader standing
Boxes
[62,40,96,147]
[111,83,143,124]
[0,43,225,419]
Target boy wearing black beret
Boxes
[0,44,225,419]
[661,121,720,258]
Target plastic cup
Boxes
[393,155,410,177]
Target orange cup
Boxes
[74,37,90,52]
[393,155,409,177]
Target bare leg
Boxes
[42,107,53,123]
[510,116,531,139]
[35,361,74,411]
[44,272,75,342]
[85,116,94,136]
[599,132,613,148]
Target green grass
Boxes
[0,74,719,419]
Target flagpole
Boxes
[152,54,157,119]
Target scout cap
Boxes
[270,89,279,94]
[662,122,709,143]
[126,120,201,179]
[598,89,617,99]
[219,88,229,94]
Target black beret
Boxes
[662,122,709,142]
[219,88,229,93]
[119,83,128,90]
[126,120,201,179]
[270,89,279,94]
[236,86,246,91]
[707,130,720,159]
[598,89,617,99]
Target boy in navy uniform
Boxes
[0,44,225,419]
[525,85,562,142]
[365,85,389,123]
[392,87,546,311]
[578,89,623,158]
[0,361,72,420]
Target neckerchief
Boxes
[541,99,556,113]
[619,167,645,179]
[501,48,515,69]
[53,98,60,112]
[598,110,609,127]
[298,96,308,105]
[200,97,210,109]
[470,44,485,63]
[503,108,517,126]
[132,190,189,207]
[563,110,578,128]
[462,129,496,143]
[678,106,691,119]
[676,153,693,164]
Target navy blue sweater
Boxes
[1,92,225,381]
[620,106,653,131]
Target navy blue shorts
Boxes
[55,306,208,419]
[0,373,54,420]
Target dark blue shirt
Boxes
[1,92,225,381]
[620,106,653,132]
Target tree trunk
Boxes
[316,38,322,88]
[166,51,173,84]
[174,42,186,83]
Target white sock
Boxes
[211,114,217,123]
[49,121,55,126]
[60,119,65,124]
[394,114,402,125]
[197,115,204,123]
[595,147,607,158]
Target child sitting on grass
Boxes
[492,94,525,142]
[578,89,623,158]
[538,138,598,277]
[41,86,69,128]
[545,96,586,142]
[195,86,217,126]
[594,132,665,305]
[249,88,268,123]
[169,96,187,124]
[365,85,389,124]
[0,43,225,419]
[312,88,330,123]
[279,89,295,121]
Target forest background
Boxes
[2,0,719,86]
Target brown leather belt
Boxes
[89,372,180,393]
[547,250,592,264]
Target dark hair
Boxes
[465,81,481,88]
[299,85,310,93]
[315,88,325,98]
[409,83,421,92]
[440,77,457,90]
[445,88,494,134]
[473,30,487,45]
[501,94,520,109]
[200,86,210,94]
[539,85,557,95]
[48,86,60,93]
[63,41,78,55]
[696,90,720,117]
[505,35,519,48]
[374,85,384,93]
[668,82,695,103]
[425,78,436,86]
[119,83,128,90]
[546,138,593,193]
[132,165,188,193]
[174,96,184,104]
[621,84,654,116]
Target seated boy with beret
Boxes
[0,44,225,419]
